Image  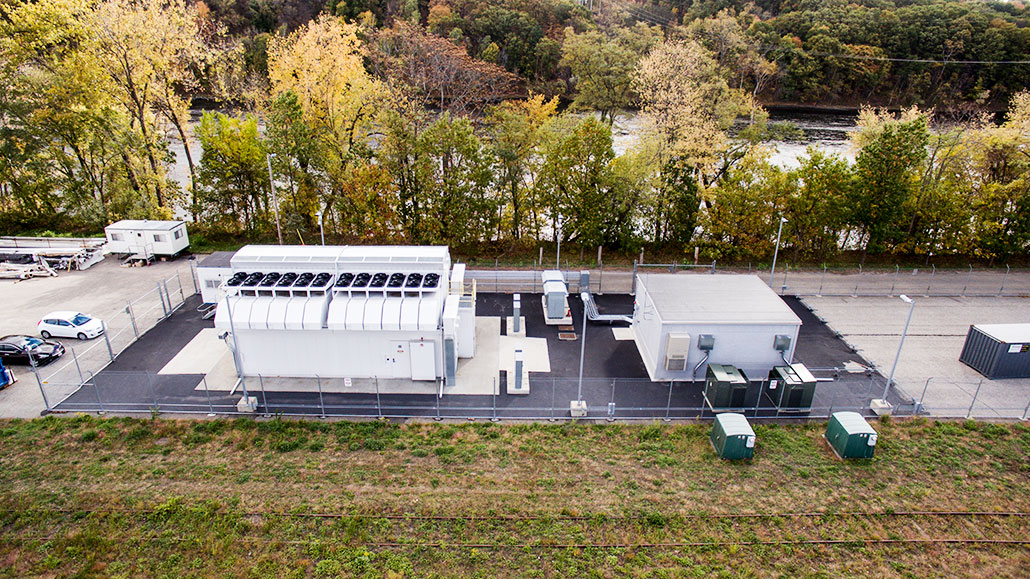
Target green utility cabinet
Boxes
[710,413,756,460]
[826,411,878,459]
[705,364,749,409]
[765,363,817,410]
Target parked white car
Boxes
[37,311,105,340]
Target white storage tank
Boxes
[632,274,802,382]
[104,220,189,257]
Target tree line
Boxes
[0,0,1028,263]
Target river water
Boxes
[167,108,858,198]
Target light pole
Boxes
[316,209,325,246]
[883,294,915,402]
[577,298,587,403]
[555,213,563,269]
[267,153,283,245]
[769,216,787,287]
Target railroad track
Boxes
[3,508,1028,548]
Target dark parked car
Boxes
[0,335,65,366]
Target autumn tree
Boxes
[850,108,929,258]
[485,93,558,240]
[195,112,268,232]
[536,116,638,247]
[267,14,391,236]
[560,23,662,125]
[369,21,521,116]
[84,0,217,212]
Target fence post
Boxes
[189,258,200,295]
[819,264,827,295]
[88,371,105,414]
[126,302,139,338]
[316,374,326,418]
[926,265,935,296]
[1000,265,1009,296]
[631,260,638,295]
[157,282,169,318]
[890,265,899,296]
[103,326,115,361]
[162,279,174,311]
[607,379,616,422]
[145,371,159,414]
[71,346,84,385]
[491,377,499,422]
[29,356,50,413]
[781,263,789,294]
[967,379,983,419]
[549,379,556,421]
[435,389,442,421]
[962,264,972,297]
[917,377,932,414]
[376,376,383,419]
[598,264,603,294]
[853,264,861,296]
[258,374,269,416]
[202,375,215,416]
[176,272,186,303]
[664,381,673,422]
[1022,397,1030,421]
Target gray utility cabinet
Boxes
[765,363,817,410]
[705,364,749,409]
[959,324,1030,379]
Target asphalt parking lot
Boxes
[7,258,1027,421]
[53,289,892,420]
[0,257,195,417]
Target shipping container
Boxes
[959,324,1030,379]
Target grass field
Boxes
[0,416,1028,577]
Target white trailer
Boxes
[196,251,236,304]
[632,274,802,382]
[104,220,189,259]
[213,245,475,384]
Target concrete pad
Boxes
[500,334,550,394]
[612,327,634,341]
[160,328,230,375]
[453,317,501,395]
[803,296,1030,417]
[505,316,526,337]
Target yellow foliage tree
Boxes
[267,15,388,169]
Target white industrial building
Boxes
[213,245,475,383]
[632,274,801,382]
[104,220,189,258]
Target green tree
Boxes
[786,149,852,260]
[560,24,662,125]
[850,109,930,258]
[195,113,268,232]
[536,116,638,247]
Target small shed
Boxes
[710,413,755,460]
[632,274,801,382]
[197,251,236,304]
[765,363,817,410]
[826,411,877,459]
[959,324,1030,379]
[705,363,750,409]
[105,220,189,258]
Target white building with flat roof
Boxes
[213,245,474,383]
[633,274,802,382]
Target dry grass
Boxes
[0,416,1028,577]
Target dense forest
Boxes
[0,0,1028,263]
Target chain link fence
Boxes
[28,269,193,411]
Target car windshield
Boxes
[71,314,92,326]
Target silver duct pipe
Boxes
[691,351,710,382]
